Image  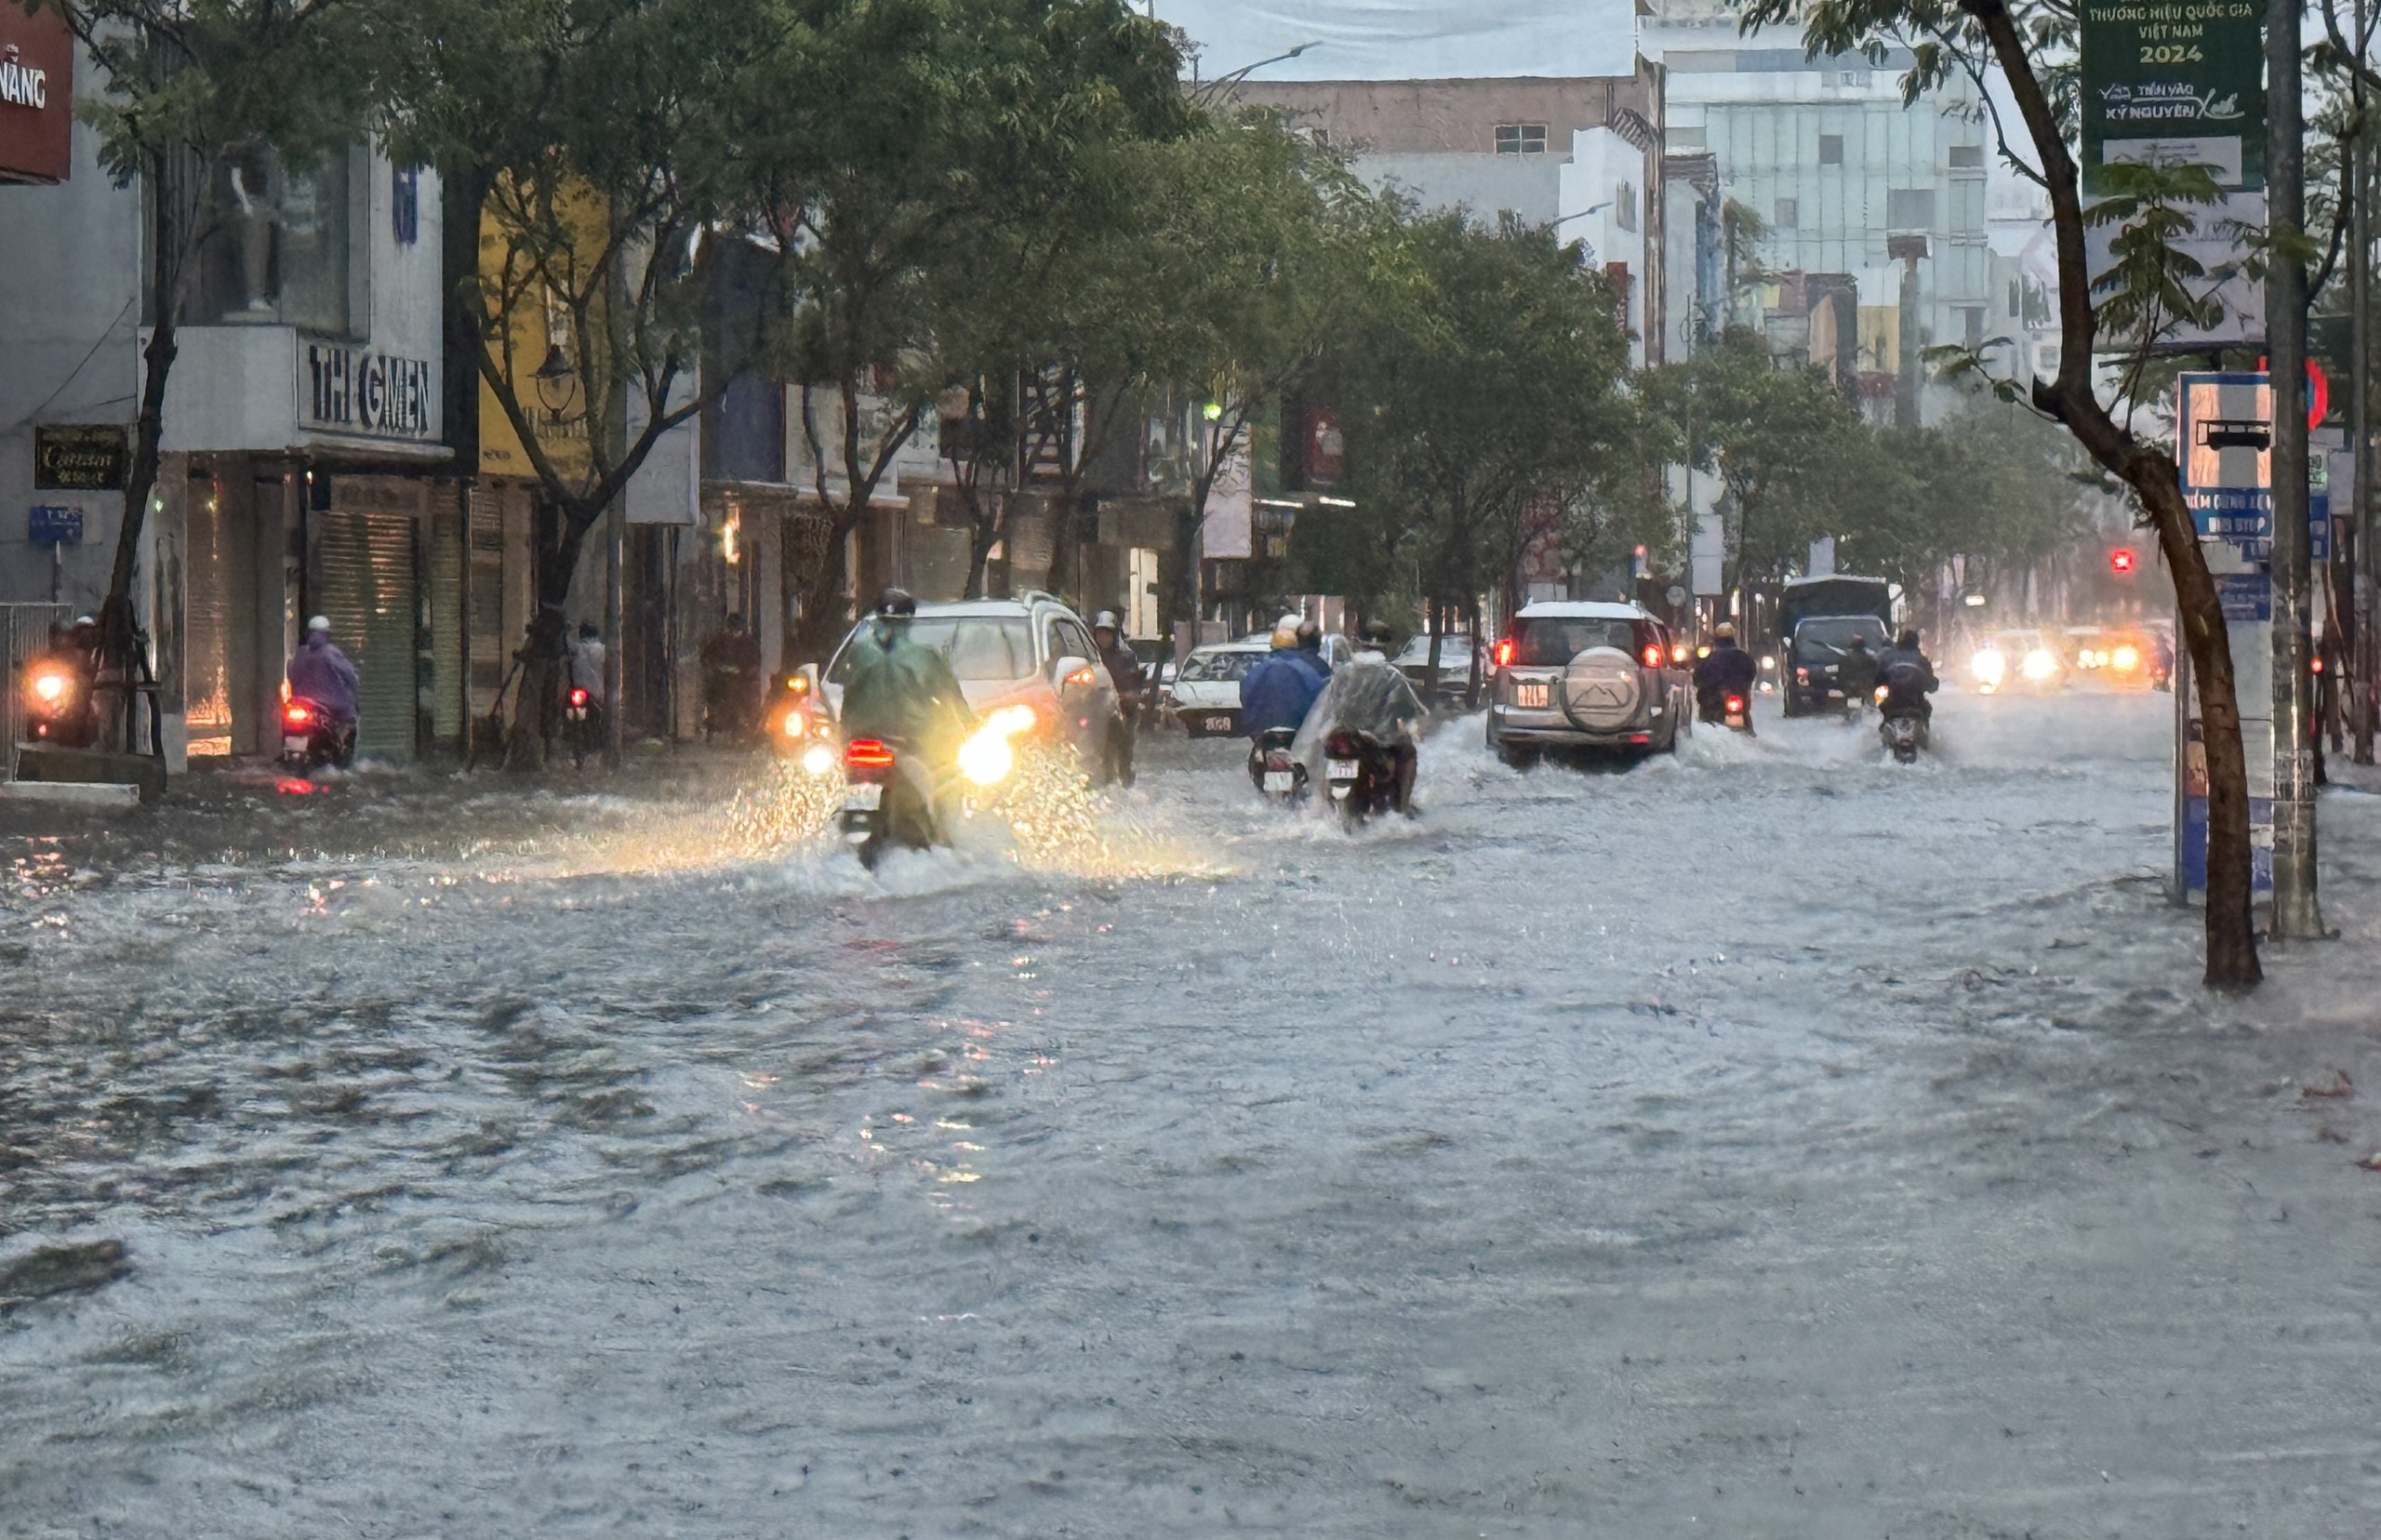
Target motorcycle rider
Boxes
[1692,621,1760,721]
[1239,618,1332,740]
[1834,631,1880,716]
[699,613,764,740]
[1874,628,1939,722]
[1088,610,1147,788]
[25,615,102,749]
[286,616,360,762]
[1294,616,1335,676]
[839,587,976,769]
[1292,619,1426,812]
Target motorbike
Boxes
[565,684,604,766]
[1878,688,1928,763]
[1698,689,1754,735]
[279,697,355,770]
[1322,728,1408,826]
[838,704,1035,870]
[1246,725,1308,802]
[21,651,99,749]
[767,671,839,777]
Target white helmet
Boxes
[1092,610,1120,632]
[306,616,331,633]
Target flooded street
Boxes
[7,691,2381,1537]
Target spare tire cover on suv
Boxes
[1562,645,1642,731]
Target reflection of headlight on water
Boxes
[2021,648,2057,681]
[1972,648,2006,684]
[958,703,1039,788]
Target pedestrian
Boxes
[1089,610,1147,788]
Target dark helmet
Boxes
[1895,629,1920,650]
[578,621,599,641]
[726,612,748,632]
[875,587,917,618]
[1362,618,1396,648]
[1845,632,1869,649]
[1295,617,1323,650]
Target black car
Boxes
[1787,614,1890,713]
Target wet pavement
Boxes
[6,692,2381,1537]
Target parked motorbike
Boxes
[21,651,99,749]
[838,704,1035,870]
[769,674,840,777]
[1322,728,1408,826]
[279,697,355,770]
[1246,726,1308,802]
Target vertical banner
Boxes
[2079,0,2266,342]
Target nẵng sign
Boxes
[302,340,435,440]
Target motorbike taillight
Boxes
[1725,696,1746,713]
[285,703,313,727]
[1324,730,1363,757]
[844,737,896,770]
[569,687,590,708]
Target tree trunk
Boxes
[99,156,185,750]
[505,507,593,770]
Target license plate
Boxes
[566,707,587,723]
[1725,712,1746,728]
[1328,759,1358,778]
[282,735,308,754]
[1262,770,1293,792]
[1515,682,1549,708]
[1204,714,1232,733]
[842,782,884,812]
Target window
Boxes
[1819,133,1845,165]
[1616,182,1638,232]
[1774,197,1799,230]
[1886,188,1935,228]
[392,165,420,246]
[1948,144,1985,168]
[1962,306,1986,348]
[825,617,1037,685]
[1495,124,1548,155]
[1056,618,1097,668]
[1508,617,1636,666]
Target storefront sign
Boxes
[302,340,436,440]
[0,10,71,184]
[33,424,127,490]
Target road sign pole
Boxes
[2268,0,2326,938]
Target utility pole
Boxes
[2268,0,2325,936]
[2361,0,2381,763]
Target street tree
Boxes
[1743,0,2266,984]
[750,0,1186,649]
[1336,211,1638,696]
[41,0,374,744]
[382,0,778,764]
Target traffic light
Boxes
[2109,547,2137,576]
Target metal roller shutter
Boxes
[182,491,233,757]
[430,506,464,749]
[317,511,418,762]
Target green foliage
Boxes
[1332,211,1636,621]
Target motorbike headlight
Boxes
[2021,647,2057,681]
[957,703,1038,788]
[783,707,806,737]
[1973,648,2005,684]
[29,670,67,703]
[800,742,836,777]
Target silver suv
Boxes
[1483,601,1689,765]
[821,594,1119,769]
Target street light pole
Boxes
[2353,7,2375,763]
[2268,0,2325,936]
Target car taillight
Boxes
[2312,655,2326,675]
[568,687,590,708]
[1641,644,1663,669]
[844,737,896,769]
[1795,667,1810,683]
[1493,639,1514,668]
[1670,642,1690,665]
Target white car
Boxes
[818,595,1119,769]
[1165,641,1272,738]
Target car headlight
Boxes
[1973,648,2006,684]
[2021,648,2057,681]
[2111,644,2139,672]
[800,742,837,777]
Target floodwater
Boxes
[6,689,2381,1536]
